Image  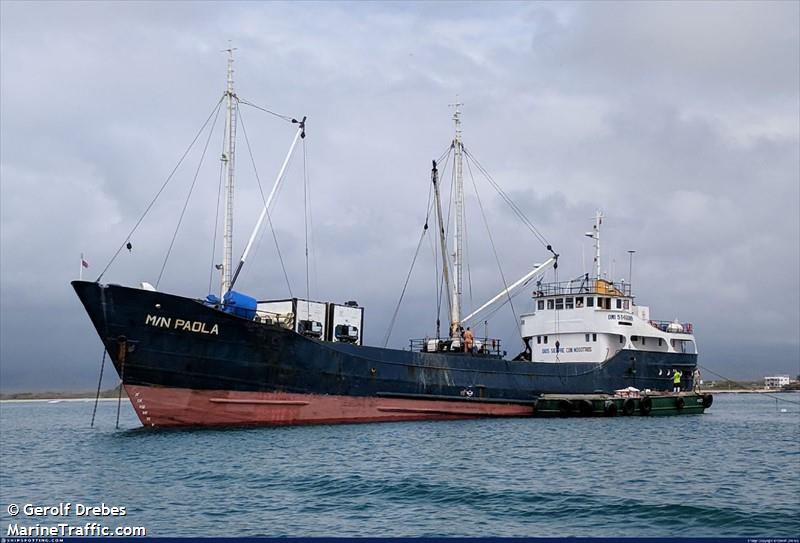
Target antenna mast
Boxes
[592,210,603,278]
[449,100,464,337]
[221,47,238,295]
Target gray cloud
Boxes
[1,1,797,391]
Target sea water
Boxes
[1,393,798,537]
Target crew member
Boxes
[672,369,683,393]
[464,327,475,353]
[693,368,702,392]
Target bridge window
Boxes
[623,299,630,310]
[566,297,574,309]
[544,336,548,344]
[576,296,584,307]
[585,333,590,342]
[537,336,541,344]
[616,299,622,309]
[537,300,544,310]
[547,299,554,310]
[587,297,595,307]
[555,298,564,310]
[592,333,597,342]
[672,339,696,354]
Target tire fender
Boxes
[640,396,653,415]
[622,398,636,416]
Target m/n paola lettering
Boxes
[145,314,219,335]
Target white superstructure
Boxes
[518,213,697,364]
[520,277,697,363]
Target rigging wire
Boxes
[463,190,474,313]
[207,122,227,296]
[462,146,552,250]
[157,100,223,288]
[303,138,319,296]
[435,142,454,166]
[383,196,435,348]
[96,95,225,283]
[236,103,294,296]
[90,349,107,428]
[238,98,296,124]
[463,154,520,338]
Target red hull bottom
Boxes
[125,385,534,428]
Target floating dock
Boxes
[534,392,713,417]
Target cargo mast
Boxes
[449,101,464,338]
[221,47,238,296]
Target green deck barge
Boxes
[533,392,713,417]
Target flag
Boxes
[81,255,89,268]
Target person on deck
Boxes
[672,369,683,393]
[693,368,702,392]
[464,327,475,353]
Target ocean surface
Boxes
[1,393,798,538]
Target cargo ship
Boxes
[74,54,701,427]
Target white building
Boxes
[764,375,791,388]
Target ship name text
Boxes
[542,346,593,354]
[145,314,219,335]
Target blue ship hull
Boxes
[73,281,698,426]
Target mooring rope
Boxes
[699,365,800,405]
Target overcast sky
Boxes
[1,0,798,391]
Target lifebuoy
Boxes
[558,399,573,416]
[640,396,653,415]
[622,398,636,416]
[603,400,617,416]
[675,396,685,410]
[702,394,714,408]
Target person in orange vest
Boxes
[464,327,475,353]
[672,369,683,393]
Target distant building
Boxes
[764,375,791,389]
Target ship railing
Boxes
[648,320,694,334]
[409,337,503,356]
[533,277,632,297]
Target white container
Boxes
[326,302,364,345]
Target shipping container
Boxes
[257,298,328,339]
[326,301,364,345]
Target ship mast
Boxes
[585,209,603,278]
[449,101,464,337]
[431,160,453,338]
[221,47,238,295]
